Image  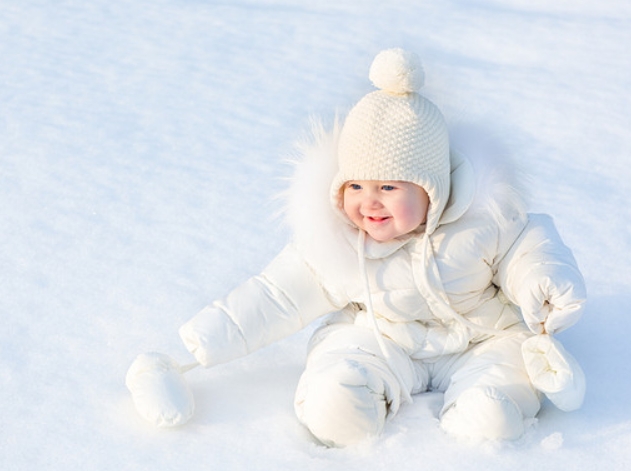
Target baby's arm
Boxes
[126,244,340,428]
[179,244,342,368]
[494,213,586,334]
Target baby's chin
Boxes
[365,225,424,243]
[365,230,399,243]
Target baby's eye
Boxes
[348,183,362,190]
[381,185,396,191]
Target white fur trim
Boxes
[450,125,529,227]
[281,119,359,289]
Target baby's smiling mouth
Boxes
[366,216,391,222]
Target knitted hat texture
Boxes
[331,48,451,235]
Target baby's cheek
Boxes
[342,204,360,226]
[404,207,427,227]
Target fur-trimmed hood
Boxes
[282,120,528,292]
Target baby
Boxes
[127,48,586,447]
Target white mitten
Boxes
[517,273,585,335]
[497,213,586,335]
[125,352,196,427]
[521,335,585,412]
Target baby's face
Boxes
[342,180,429,242]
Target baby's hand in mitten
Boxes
[522,334,585,411]
[519,272,586,335]
[125,352,195,427]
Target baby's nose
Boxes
[362,195,383,209]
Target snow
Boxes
[1,0,630,469]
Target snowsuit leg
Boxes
[294,321,419,447]
[434,329,541,440]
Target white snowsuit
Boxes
[179,127,586,446]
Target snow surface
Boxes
[2,0,631,469]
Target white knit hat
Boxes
[331,48,450,235]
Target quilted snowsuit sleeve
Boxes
[179,244,343,368]
[494,213,586,334]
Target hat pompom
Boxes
[369,48,424,95]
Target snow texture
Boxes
[1,0,630,469]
